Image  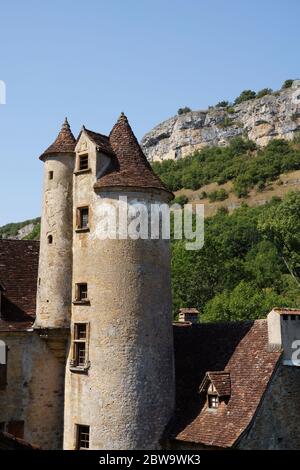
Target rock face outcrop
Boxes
[141,80,300,162]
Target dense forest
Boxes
[171,192,300,321]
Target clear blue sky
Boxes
[0,0,299,225]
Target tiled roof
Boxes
[82,127,115,157]
[169,320,281,448]
[273,307,300,315]
[39,118,76,160]
[0,240,39,329]
[94,113,172,196]
[199,371,231,397]
[179,308,199,315]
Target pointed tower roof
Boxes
[39,118,76,160]
[94,113,172,196]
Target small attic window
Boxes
[208,395,219,409]
[79,154,89,171]
[283,314,288,321]
[48,235,53,244]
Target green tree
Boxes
[258,191,300,286]
[281,79,294,89]
[256,88,273,99]
[234,90,256,105]
[215,100,229,108]
[177,107,191,115]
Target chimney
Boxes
[267,308,300,366]
[178,308,199,324]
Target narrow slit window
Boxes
[79,154,89,171]
[49,171,54,180]
[76,424,90,450]
[0,340,7,388]
[73,323,88,367]
[48,235,53,244]
[77,207,89,229]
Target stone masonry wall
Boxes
[0,331,65,449]
[238,363,300,449]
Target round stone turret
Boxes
[35,118,75,329]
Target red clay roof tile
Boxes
[169,320,281,448]
[39,118,76,160]
[0,240,39,328]
[94,113,172,196]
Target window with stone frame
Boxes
[77,207,89,230]
[75,283,88,302]
[72,323,89,368]
[76,424,90,450]
[78,154,89,171]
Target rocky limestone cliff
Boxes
[142,80,300,162]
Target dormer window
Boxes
[208,395,219,409]
[79,154,89,171]
[199,371,231,410]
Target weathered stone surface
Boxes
[0,331,65,449]
[238,363,300,449]
[141,81,300,162]
[63,133,175,450]
[35,153,74,329]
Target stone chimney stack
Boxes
[178,308,199,324]
[267,308,300,366]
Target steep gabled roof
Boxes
[39,118,76,160]
[168,320,281,448]
[199,371,231,397]
[79,127,115,157]
[0,240,39,329]
[94,113,172,196]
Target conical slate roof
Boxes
[94,113,172,196]
[39,118,76,160]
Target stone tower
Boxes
[63,114,175,450]
[35,118,75,329]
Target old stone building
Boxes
[0,115,300,450]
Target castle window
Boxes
[77,207,89,230]
[79,154,89,171]
[7,420,24,439]
[49,171,54,180]
[48,235,53,244]
[0,340,7,389]
[76,424,90,450]
[72,323,88,367]
[76,283,88,302]
[208,395,219,409]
